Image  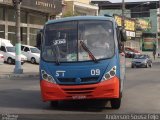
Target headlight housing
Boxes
[41,70,56,84]
[101,66,116,82]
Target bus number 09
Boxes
[91,69,100,76]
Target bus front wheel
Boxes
[111,98,121,109]
[50,101,59,108]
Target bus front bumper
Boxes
[40,76,120,102]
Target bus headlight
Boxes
[101,66,116,81]
[41,70,56,84]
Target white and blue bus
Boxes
[37,16,127,109]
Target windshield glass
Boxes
[30,48,40,53]
[6,47,15,52]
[42,20,115,62]
[134,55,147,59]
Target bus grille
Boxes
[57,77,99,85]
[62,87,96,96]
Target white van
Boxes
[0,38,27,64]
[21,45,40,64]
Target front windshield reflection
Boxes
[42,20,115,62]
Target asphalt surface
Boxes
[0,62,39,79]
[0,62,160,119]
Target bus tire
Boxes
[50,101,59,108]
[111,98,121,109]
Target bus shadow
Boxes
[46,100,113,112]
[0,88,115,112]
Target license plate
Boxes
[72,95,86,100]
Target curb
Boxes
[0,74,39,79]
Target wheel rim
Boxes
[31,58,35,63]
[8,58,12,64]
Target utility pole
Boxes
[121,0,125,51]
[13,0,23,74]
[156,1,158,49]
[122,0,125,28]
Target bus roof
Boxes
[46,16,115,25]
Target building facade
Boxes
[0,0,63,46]
[63,0,98,17]
[92,0,160,51]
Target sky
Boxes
[91,0,158,3]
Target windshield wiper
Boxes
[80,41,98,63]
[51,44,60,65]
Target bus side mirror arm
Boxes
[117,27,126,53]
[120,27,127,42]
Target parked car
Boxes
[21,45,40,64]
[131,54,152,68]
[125,47,140,58]
[0,53,4,64]
[0,38,27,64]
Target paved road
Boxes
[0,62,39,75]
[0,62,160,119]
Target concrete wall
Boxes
[65,0,90,4]
[148,9,158,33]
[63,0,98,16]
[63,1,74,16]
[77,0,90,4]
[100,9,158,33]
[99,9,130,18]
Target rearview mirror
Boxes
[119,27,127,42]
[117,27,127,53]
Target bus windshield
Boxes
[42,20,115,62]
